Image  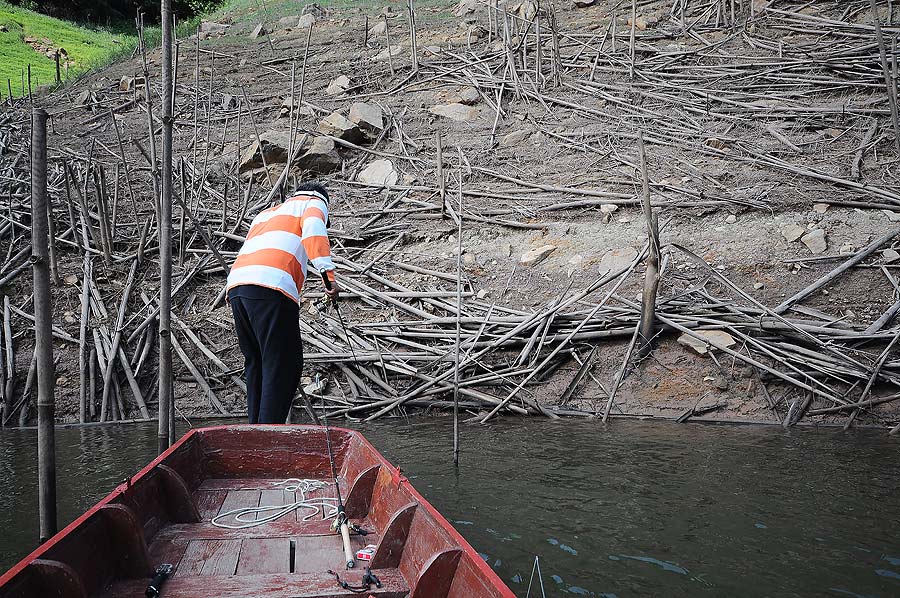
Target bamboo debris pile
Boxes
[0,0,898,431]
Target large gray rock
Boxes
[520,245,557,266]
[678,330,736,355]
[317,111,364,144]
[375,45,403,61]
[278,15,300,26]
[239,130,292,172]
[326,75,351,96]
[598,246,638,273]
[801,229,827,254]
[295,137,341,174]
[199,21,229,39]
[349,102,384,137]
[781,222,805,243]
[500,129,530,147]
[297,13,316,28]
[357,159,398,187]
[429,103,478,122]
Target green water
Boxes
[1,419,898,597]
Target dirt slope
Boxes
[1,0,899,429]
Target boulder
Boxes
[429,103,478,122]
[600,204,619,214]
[813,203,829,214]
[801,229,827,254]
[882,210,900,222]
[573,0,596,6]
[454,0,478,17]
[297,13,316,28]
[295,137,341,174]
[280,96,315,118]
[349,102,384,137]
[725,214,737,224]
[520,245,557,266]
[368,20,387,36]
[357,159,398,187]
[678,330,737,355]
[500,129,530,147]
[238,130,292,172]
[375,45,403,60]
[883,249,900,264]
[74,89,92,106]
[250,23,266,38]
[566,254,585,277]
[302,3,326,17]
[317,111,364,143]
[199,21,229,39]
[598,246,638,273]
[423,45,442,57]
[781,223,805,243]
[451,87,480,105]
[326,74,351,95]
[118,76,145,92]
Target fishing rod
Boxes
[321,386,355,569]
[319,269,362,370]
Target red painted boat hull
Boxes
[0,425,516,598]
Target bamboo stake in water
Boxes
[32,107,57,542]
[159,0,175,453]
[453,170,463,466]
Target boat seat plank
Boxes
[292,534,370,574]
[102,569,409,598]
[217,489,262,519]
[198,478,334,491]
[174,539,241,577]
[194,489,227,519]
[151,518,380,544]
[236,538,291,575]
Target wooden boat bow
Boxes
[0,425,515,598]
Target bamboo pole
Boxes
[637,132,660,358]
[32,107,57,542]
[159,0,175,453]
[870,0,900,150]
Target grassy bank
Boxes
[0,0,209,99]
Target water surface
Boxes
[1,418,898,597]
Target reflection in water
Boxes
[1,419,898,597]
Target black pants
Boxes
[229,285,302,424]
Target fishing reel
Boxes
[327,566,382,593]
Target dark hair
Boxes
[293,181,329,202]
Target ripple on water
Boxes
[617,555,689,575]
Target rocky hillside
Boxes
[1,0,899,430]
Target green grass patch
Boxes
[0,0,206,99]
[0,0,138,97]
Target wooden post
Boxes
[159,0,175,453]
[636,132,660,358]
[32,107,57,542]
[54,51,61,84]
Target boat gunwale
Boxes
[0,424,515,597]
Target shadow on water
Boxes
[1,418,899,597]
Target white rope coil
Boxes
[211,478,339,529]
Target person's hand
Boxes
[324,278,341,302]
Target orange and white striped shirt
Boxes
[226,192,335,303]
